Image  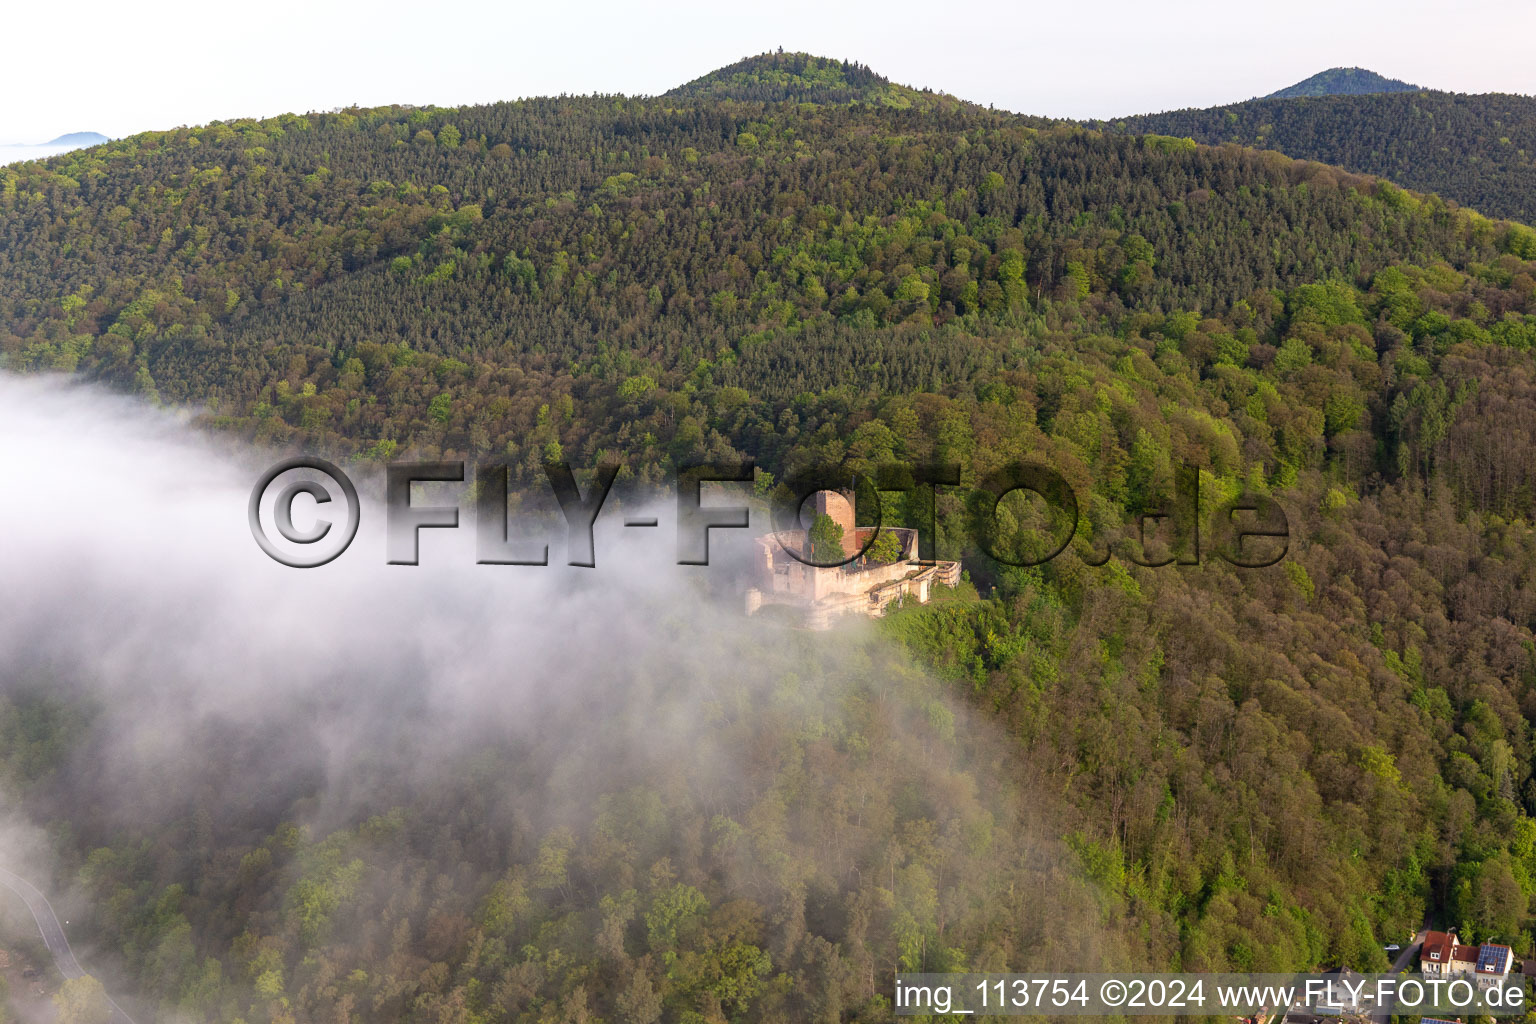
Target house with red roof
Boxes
[1420,931,1514,978]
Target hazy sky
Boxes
[6,0,1533,143]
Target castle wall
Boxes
[748,526,960,630]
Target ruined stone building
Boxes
[744,490,961,629]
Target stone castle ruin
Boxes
[744,490,961,629]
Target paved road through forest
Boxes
[0,865,137,1023]
[1369,927,1429,1024]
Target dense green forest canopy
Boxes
[2,600,1133,1024]
[1102,89,1536,222]
[1264,67,1422,99]
[4,54,1536,1024]
[664,52,957,110]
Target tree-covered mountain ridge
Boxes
[44,131,111,147]
[1264,67,1422,99]
[664,51,964,109]
[4,70,1534,465]
[1101,87,1536,222]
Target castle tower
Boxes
[812,489,859,558]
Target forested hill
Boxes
[1265,67,1421,99]
[44,131,111,147]
[1101,90,1536,222]
[664,50,957,108]
[3,86,1532,472]
[5,59,1536,1023]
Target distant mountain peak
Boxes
[1265,68,1421,99]
[666,51,957,109]
[44,131,109,147]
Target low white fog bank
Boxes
[0,373,1119,1021]
[0,141,94,167]
[0,373,775,813]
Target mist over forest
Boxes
[0,375,1115,1022]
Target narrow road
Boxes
[0,865,138,1023]
[1388,929,1426,974]
[1370,927,1428,1024]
